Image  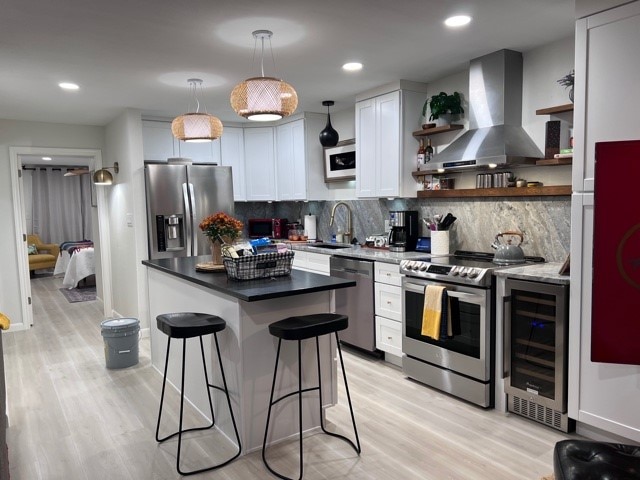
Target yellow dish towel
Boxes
[421,285,446,340]
[0,313,11,330]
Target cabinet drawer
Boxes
[375,261,403,286]
[374,282,402,321]
[375,316,402,357]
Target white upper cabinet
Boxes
[244,127,276,201]
[355,97,377,197]
[220,126,246,201]
[178,138,221,164]
[573,2,640,192]
[142,119,221,164]
[355,83,426,198]
[276,119,306,201]
[142,120,178,161]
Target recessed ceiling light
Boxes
[444,15,472,27]
[42,157,52,161]
[59,82,80,90]
[342,62,363,72]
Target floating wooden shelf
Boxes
[416,185,572,198]
[536,157,573,166]
[535,104,574,115]
[412,124,464,138]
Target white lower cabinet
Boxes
[375,316,402,357]
[292,251,330,276]
[374,261,404,363]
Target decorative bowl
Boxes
[422,123,436,130]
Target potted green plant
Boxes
[557,69,575,103]
[422,91,464,127]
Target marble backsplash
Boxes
[234,196,571,263]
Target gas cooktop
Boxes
[399,250,545,287]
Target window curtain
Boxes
[31,168,93,244]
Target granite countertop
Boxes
[493,262,570,285]
[143,256,356,301]
[290,243,428,264]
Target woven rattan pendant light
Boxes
[230,30,298,121]
[172,79,223,142]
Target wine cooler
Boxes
[503,278,573,432]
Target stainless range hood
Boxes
[428,49,543,172]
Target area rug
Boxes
[59,287,96,303]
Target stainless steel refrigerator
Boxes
[145,162,234,260]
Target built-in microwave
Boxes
[247,218,288,239]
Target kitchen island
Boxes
[143,256,355,453]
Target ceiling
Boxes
[1,0,575,127]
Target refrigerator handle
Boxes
[182,183,193,255]
[188,183,197,255]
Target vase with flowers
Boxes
[199,211,243,266]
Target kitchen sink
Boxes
[309,244,352,250]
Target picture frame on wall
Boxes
[323,139,356,183]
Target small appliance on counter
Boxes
[364,234,388,248]
[247,218,288,239]
[388,211,419,252]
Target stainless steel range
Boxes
[400,250,543,408]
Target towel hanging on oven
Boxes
[421,285,451,340]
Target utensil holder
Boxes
[430,231,450,256]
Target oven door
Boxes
[402,277,491,382]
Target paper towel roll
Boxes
[304,215,317,241]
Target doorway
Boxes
[9,146,113,330]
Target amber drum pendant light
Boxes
[230,30,298,121]
[171,79,223,142]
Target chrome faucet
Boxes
[329,202,352,244]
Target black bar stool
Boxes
[155,312,241,476]
[262,313,361,480]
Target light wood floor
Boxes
[4,276,576,479]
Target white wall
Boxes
[103,109,148,328]
[0,120,104,328]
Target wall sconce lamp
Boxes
[93,162,119,185]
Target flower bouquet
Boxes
[197,212,243,270]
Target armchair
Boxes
[27,234,60,272]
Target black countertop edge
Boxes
[142,256,356,302]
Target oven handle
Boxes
[502,294,512,379]
[403,281,485,304]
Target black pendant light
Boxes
[319,100,339,147]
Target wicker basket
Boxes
[223,250,294,280]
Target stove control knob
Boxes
[419,263,428,271]
[412,263,422,271]
[459,267,468,277]
[400,260,409,270]
[450,266,459,276]
[468,268,479,279]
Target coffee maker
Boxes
[387,211,419,252]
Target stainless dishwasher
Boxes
[330,256,376,353]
